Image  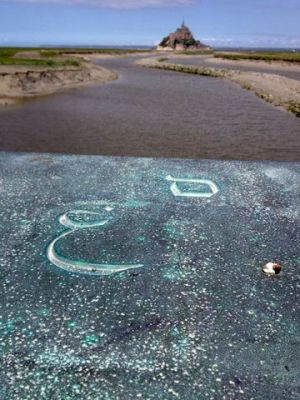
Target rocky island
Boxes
[157,22,210,51]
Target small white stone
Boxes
[262,262,282,276]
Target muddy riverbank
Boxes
[0,62,117,106]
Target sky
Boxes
[0,0,299,48]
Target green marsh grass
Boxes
[0,57,80,68]
[0,47,151,68]
[214,51,300,64]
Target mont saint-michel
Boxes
[157,22,210,51]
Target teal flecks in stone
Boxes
[0,152,299,399]
[81,334,100,347]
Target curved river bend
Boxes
[0,56,299,161]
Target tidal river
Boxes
[0,56,299,160]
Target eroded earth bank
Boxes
[0,62,117,106]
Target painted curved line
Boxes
[166,175,219,198]
[59,210,109,230]
[47,210,143,276]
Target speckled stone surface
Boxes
[0,152,299,399]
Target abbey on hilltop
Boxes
[157,22,210,51]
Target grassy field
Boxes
[4,47,299,67]
[0,47,151,68]
[0,57,81,68]
[214,51,300,63]
[0,47,81,67]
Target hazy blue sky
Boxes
[0,0,299,48]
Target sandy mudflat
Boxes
[229,71,300,112]
[82,52,152,60]
[0,62,117,106]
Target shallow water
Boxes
[169,56,300,81]
[0,56,299,160]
